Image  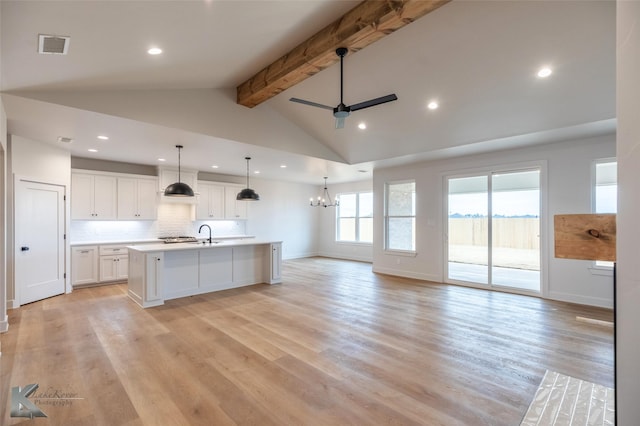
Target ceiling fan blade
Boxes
[289,98,334,110]
[349,94,398,112]
[335,117,345,129]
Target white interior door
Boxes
[16,180,66,305]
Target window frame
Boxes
[335,191,373,244]
[384,180,416,255]
[591,158,617,271]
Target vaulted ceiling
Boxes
[0,0,615,183]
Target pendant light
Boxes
[310,177,339,207]
[236,157,260,201]
[164,145,194,197]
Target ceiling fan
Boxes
[289,47,398,129]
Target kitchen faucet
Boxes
[198,224,212,244]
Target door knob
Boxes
[21,246,29,251]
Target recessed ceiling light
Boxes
[254,170,260,174]
[280,165,287,168]
[158,158,166,162]
[211,165,219,169]
[57,136,73,143]
[88,149,98,153]
[97,135,109,140]
[147,47,162,55]
[358,122,367,130]
[358,169,368,173]
[537,67,552,78]
[427,101,439,110]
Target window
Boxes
[385,181,416,252]
[593,159,617,267]
[337,192,373,243]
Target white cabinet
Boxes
[71,246,98,286]
[270,242,282,283]
[99,245,128,282]
[128,251,164,308]
[224,184,248,219]
[71,173,117,220]
[196,182,225,220]
[117,177,158,220]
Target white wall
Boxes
[7,135,71,306]
[616,1,640,423]
[245,179,319,260]
[317,179,373,262]
[373,135,615,308]
[0,99,7,332]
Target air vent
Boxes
[38,34,70,55]
[57,136,73,144]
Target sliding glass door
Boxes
[447,169,540,292]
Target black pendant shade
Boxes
[164,144,195,197]
[237,157,260,201]
[164,181,194,197]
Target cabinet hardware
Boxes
[21,246,30,251]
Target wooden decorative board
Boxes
[554,214,616,261]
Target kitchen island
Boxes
[127,239,282,308]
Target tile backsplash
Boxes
[70,203,246,242]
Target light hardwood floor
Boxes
[1,257,613,425]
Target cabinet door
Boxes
[197,183,225,219]
[270,243,282,283]
[196,184,212,220]
[146,253,164,302]
[93,175,117,219]
[225,185,248,219]
[71,174,94,219]
[117,177,138,220]
[71,246,98,285]
[99,255,118,282]
[116,255,129,280]
[136,179,158,220]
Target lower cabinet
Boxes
[71,246,99,286]
[71,244,130,287]
[99,254,129,282]
[270,242,282,283]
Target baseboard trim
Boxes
[7,299,18,310]
[317,252,373,263]
[372,266,441,283]
[547,291,613,309]
[0,315,8,333]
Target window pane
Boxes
[359,217,373,243]
[338,218,356,241]
[387,218,415,250]
[339,193,356,217]
[359,192,373,217]
[387,183,415,216]
[595,162,617,214]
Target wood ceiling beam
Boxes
[236,0,451,108]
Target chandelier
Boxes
[310,177,339,208]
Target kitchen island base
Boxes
[128,241,282,308]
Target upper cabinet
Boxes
[224,184,248,220]
[197,182,247,220]
[196,182,225,220]
[71,173,117,220]
[117,177,158,220]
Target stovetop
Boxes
[159,236,198,244]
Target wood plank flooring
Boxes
[1,257,613,425]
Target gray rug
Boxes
[521,370,614,425]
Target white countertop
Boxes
[128,239,281,253]
[70,235,255,247]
